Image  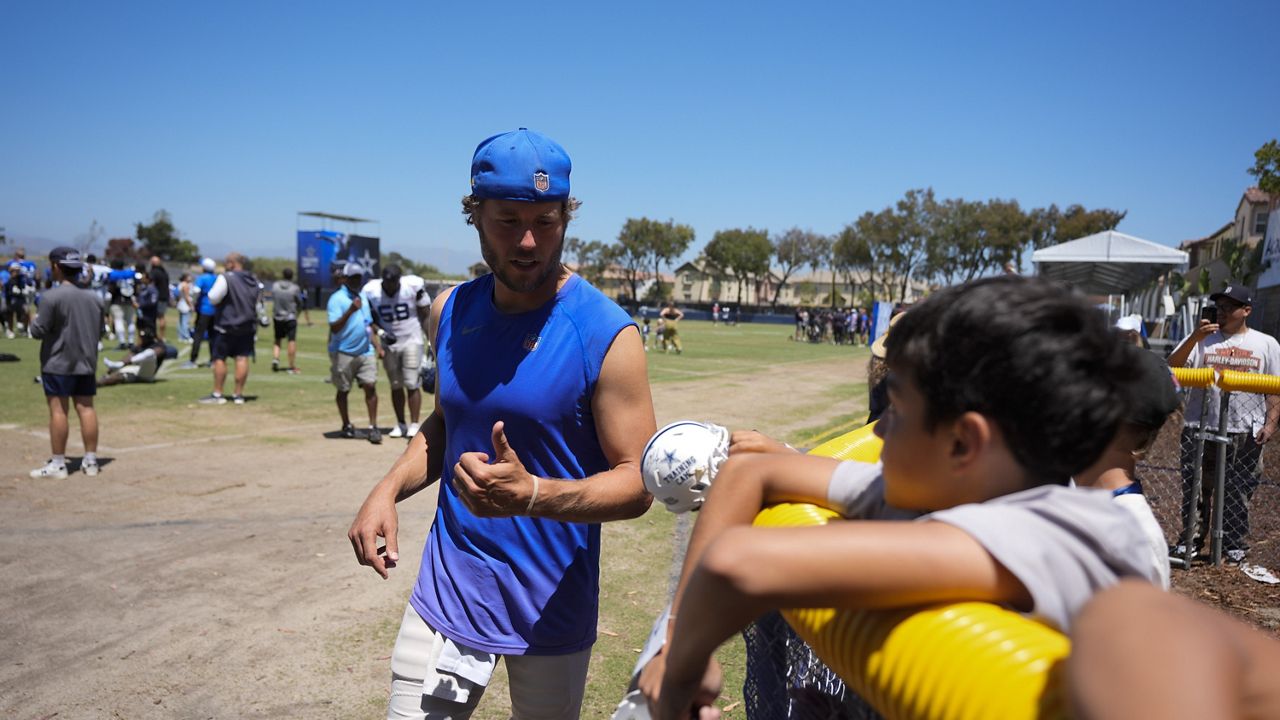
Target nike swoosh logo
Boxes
[460,325,484,335]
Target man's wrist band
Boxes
[526,475,540,515]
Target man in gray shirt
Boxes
[270,267,310,374]
[29,247,106,479]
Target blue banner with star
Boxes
[346,234,381,279]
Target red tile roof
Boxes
[1244,187,1273,204]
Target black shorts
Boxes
[42,373,96,397]
[273,319,297,342]
[211,332,255,361]
[155,301,168,315]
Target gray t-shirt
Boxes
[1182,328,1280,434]
[826,461,1158,632]
[271,280,302,321]
[31,282,106,375]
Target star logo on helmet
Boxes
[663,449,679,469]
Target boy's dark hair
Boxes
[283,268,294,280]
[885,275,1135,486]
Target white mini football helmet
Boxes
[641,421,731,513]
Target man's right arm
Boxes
[347,407,446,578]
[329,294,360,334]
[1168,319,1214,367]
[207,275,228,306]
[347,288,454,579]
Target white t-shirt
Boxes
[362,276,431,346]
[826,461,1160,632]
[1183,327,1280,433]
[1113,492,1171,590]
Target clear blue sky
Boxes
[2,1,1273,274]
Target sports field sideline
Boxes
[0,319,868,719]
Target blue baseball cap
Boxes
[470,128,571,202]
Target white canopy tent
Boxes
[1032,230,1188,295]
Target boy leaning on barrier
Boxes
[1073,345,1180,589]
[650,276,1164,720]
[1167,284,1280,564]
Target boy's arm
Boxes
[657,520,1030,720]
[640,453,841,707]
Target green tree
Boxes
[843,210,900,301]
[383,250,443,278]
[1249,139,1280,199]
[105,237,143,263]
[864,188,937,303]
[833,219,876,300]
[1056,204,1126,242]
[614,218,695,302]
[929,198,1025,286]
[771,228,825,309]
[135,209,200,262]
[1220,237,1270,289]
[569,239,617,288]
[247,256,294,280]
[702,227,772,307]
[1026,203,1126,256]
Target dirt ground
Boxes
[0,355,866,720]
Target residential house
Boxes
[1179,221,1237,293]
[1180,187,1276,336]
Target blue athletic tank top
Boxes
[410,273,635,655]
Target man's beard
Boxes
[478,226,565,294]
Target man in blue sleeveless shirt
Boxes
[349,129,657,719]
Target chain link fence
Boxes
[1142,379,1280,571]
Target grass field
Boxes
[0,314,872,718]
[0,318,869,443]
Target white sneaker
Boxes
[30,461,69,479]
[406,422,421,438]
[4,330,13,339]
[82,460,100,476]
[388,424,406,438]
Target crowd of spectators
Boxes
[792,306,871,345]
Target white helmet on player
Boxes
[641,421,730,514]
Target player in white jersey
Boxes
[362,265,432,439]
[83,255,113,337]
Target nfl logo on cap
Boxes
[534,172,549,193]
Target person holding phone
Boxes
[1167,284,1280,563]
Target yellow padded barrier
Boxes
[1217,369,1280,394]
[749,423,1070,720]
[1171,366,1216,389]
[806,420,883,461]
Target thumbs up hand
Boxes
[452,420,538,517]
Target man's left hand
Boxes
[452,421,536,517]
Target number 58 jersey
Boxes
[361,275,432,347]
